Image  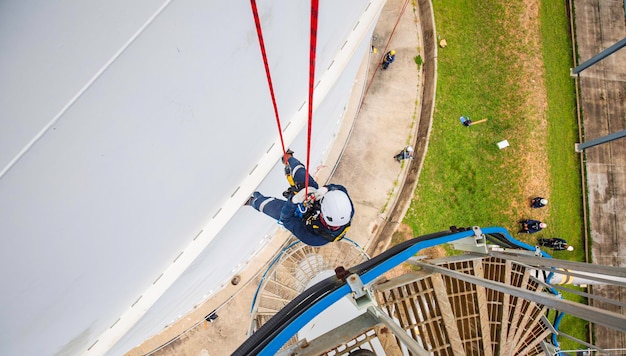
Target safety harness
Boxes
[284,162,306,191]
[301,197,350,243]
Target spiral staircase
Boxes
[250,238,370,336]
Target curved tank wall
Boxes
[0,0,384,354]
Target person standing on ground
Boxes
[538,238,574,251]
[382,50,396,69]
[394,146,414,162]
[531,197,548,209]
[518,219,547,234]
[246,152,354,247]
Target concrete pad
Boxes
[574,0,626,349]
[332,0,423,249]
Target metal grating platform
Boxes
[313,255,555,355]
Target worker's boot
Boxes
[282,186,298,199]
[282,149,294,164]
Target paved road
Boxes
[573,0,626,349]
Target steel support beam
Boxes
[557,331,608,354]
[367,306,430,356]
[571,37,626,75]
[409,259,626,333]
[490,251,626,278]
[275,313,380,356]
[575,129,626,152]
[549,283,626,309]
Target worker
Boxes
[518,219,547,234]
[382,50,396,69]
[531,197,548,208]
[246,152,354,247]
[538,238,574,251]
[394,146,414,162]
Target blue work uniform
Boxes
[250,157,354,246]
[538,238,568,250]
[284,156,319,190]
[531,197,546,208]
[519,219,544,234]
[382,51,395,69]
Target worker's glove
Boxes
[295,203,307,218]
[312,186,328,200]
[291,187,317,204]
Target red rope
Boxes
[250,0,288,163]
[304,0,319,196]
[361,0,409,108]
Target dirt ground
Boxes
[507,0,551,215]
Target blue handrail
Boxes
[237,226,566,355]
[258,229,475,354]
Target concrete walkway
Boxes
[573,0,626,350]
[127,0,437,355]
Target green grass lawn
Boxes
[406,0,531,235]
[404,0,586,349]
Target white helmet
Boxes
[567,246,574,251]
[321,190,353,227]
[406,146,414,152]
[540,198,548,205]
